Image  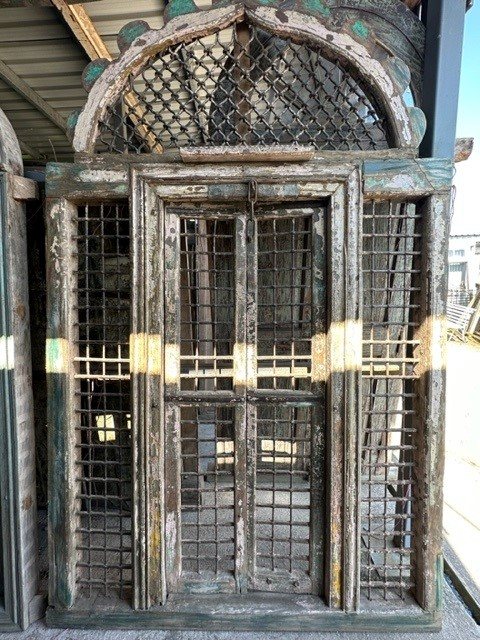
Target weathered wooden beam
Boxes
[51,0,161,152]
[0,1,101,5]
[18,140,48,164]
[0,60,67,133]
[454,137,474,163]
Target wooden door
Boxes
[162,196,326,596]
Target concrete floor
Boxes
[444,341,480,588]
[0,581,477,640]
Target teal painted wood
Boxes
[45,607,441,632]
[363,158,454,197]
[46,198,77,610]
[0,172,22,629]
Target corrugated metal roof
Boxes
[0,1,164,162]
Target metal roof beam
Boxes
[0,59,67,134]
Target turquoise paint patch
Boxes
[165,0,197,20]
[302,0,331,17]
[352,20,369,39]
[66,109,81,131]
[256,0,279,5]
[122,23,149,44]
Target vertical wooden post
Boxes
[131,177,166,608]
[414,192,450,613]
[47,197,78,610]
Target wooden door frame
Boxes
[46,154,451,632]
[129,162,362,611]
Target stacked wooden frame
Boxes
[0,108,42,631]
[46,0,452,632]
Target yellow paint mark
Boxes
[45,337,69,373]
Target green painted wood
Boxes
[46,163,128,199]
[363,158,454,197]
[45,607,441,632]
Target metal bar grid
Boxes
[254,404,313,592]
[360,200,421,601]
[179,216,235,392]
[74,202,132,601]
[256,209,314,391]
[179,404,236,582]
[96,23,391,153]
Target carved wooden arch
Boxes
[70,0,427,154]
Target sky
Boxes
[452,2,480,235]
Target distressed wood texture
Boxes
[413,192,450,614]
[0,107,40,631]
[131,174,166,609]
[46,606,440,632]
[46,197,79,612]
[128,163,361,612]
[363,158,454,198]
[71,0,425,154]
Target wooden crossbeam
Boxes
[51,0,162,152]
[0,59,68,133]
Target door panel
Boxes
[163,199,326,596]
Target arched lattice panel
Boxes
[70,1,427,155]
[97,25,392,153]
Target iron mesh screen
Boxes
[255,404,313,592]
[360,200,421,602]
[257,211,313,391]
[97,23,391,153]
[74,202,132,601]
[180,405,236,581]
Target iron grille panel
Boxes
[257,210,314,391]
[97,24,391,153]
[74,202,132,601]
[255,404,314,592]
[360,201,421,601]
[180,404,236,581]
[179,215,235,392]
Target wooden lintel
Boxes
[181,145,316,164]
[0,60,67,133]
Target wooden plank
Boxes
[455,137,474,163]
[51,0,162,152]
[413,192,450,613]
[46,163,128,199]
[8,174,38,201]
[363,158,454,198]
[46,197,78,610]
[45,606,441,632]
[343,168,362,613]
[234,215,248,593]
[180,145,315,164]
[0,60,67,134]
[310,204,327,598]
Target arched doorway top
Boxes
[70,0,427,155]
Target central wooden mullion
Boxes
[233,213,248,592]
[245,195,258,587]
[310,207,327,597]
[163,208,182,594]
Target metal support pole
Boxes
[420,0,467,159]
